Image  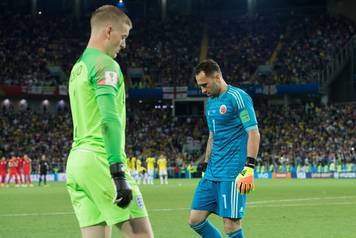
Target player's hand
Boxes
[110,163,133,208]
[237,166,254,194]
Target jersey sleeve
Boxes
[231,90,258,132]
[90,56,123,97]
[96,93,124,164]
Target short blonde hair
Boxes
[90,5,132,31]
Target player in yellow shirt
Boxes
[157,154,168,184]
[127,156,132,174]
[136,159,146,184]
[146,156,156,185]
[131,156,137,178]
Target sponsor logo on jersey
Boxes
[219,104,227,114]
[98,71,118,88]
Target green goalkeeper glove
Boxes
[237,157,256,194]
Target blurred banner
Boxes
[162,86,188,99]
[0,85,59,96]
[272,172,292,179]
[0,83,319,98]
[255,172,272,179]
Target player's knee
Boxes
[188,214,204,225]
[223,218,241,234]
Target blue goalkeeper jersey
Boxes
[204,85,258,181]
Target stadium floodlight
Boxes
[42,99,49,106]
[116,0,125,9]
[19,99,28,110]
[58,100,65,108]
[2,99,10,106]
[19,99,27,105]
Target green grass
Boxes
[1,179,356,238]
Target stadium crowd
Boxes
[0,13,354,87]
[0,102,354,174]
[207,15,283,84]
[273,15,355,84]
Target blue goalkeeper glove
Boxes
[110,163,133,208]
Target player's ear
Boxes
[105,25,113,40]
[213,72,220,83]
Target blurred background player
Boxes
[38,155,49,186]
[127,155,133,176]
[157,154,168,185]
[189,60,260,238]
[23,154,33,187]
[146,155,155,185]
[16,154,24,186]
[130,156,137,179]
[135,158,143,184]
[7,154,19,187]
[140,166,148,185]
[0,156,8,188]
[136,159,148,184]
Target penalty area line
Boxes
[1,196,356,217]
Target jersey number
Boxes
[212,119,216,133]
[222,194,227,209]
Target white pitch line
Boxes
[247,195,356,205]
[0,211,73,217]
[1,196,355,217]
[248,201,356,208]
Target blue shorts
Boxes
[191,178,246,219]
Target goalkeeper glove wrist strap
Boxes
[110,163,125,179]
[245,157,256,169]
[201,162,208,172]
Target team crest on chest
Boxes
[219,104,227,114]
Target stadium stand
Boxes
[0,13,354,87]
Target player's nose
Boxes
[121,40,126,49]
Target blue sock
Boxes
[190,219,222,238]
[227,228,244,238]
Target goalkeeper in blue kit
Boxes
[189,59,260,238]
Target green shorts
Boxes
[66,148,148,227]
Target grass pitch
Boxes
[1,179,356,238]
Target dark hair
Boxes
[194,59,221,77]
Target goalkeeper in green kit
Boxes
[66,5,154,238]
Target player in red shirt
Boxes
[0,156,8,188]
[16,155,24,186]
[23,155,33,187]
[7,155,19,187]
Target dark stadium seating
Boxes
[0,14,354,87]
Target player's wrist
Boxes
[201,162,208,172]
[245,157,256,169]
[110,163,125,179]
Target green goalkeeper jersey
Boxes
[69,48,126,163]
